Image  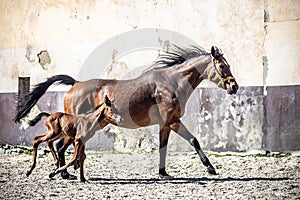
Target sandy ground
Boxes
[0,151,299,199]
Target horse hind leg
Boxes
[169,119,217,175]
[56,137,77,180]
[49,139,83,179]
[46,141,59,169]
[26,133,51,177]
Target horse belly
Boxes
[117,104,160,128]
[114,84,160,128]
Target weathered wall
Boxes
[264,86,300,151]
[264,0,300,87]
[0,92,65,146]
[195,87,264,152]
[0,0,265,91]
[0,88,265,152]
[0,0,299,152]
[2,85,299,152]
[1,0,298,87]
[261,0,300,152]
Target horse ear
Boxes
[211,46,220,58]
[104,95,111,106]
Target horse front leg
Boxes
[169,118,217,175]
[50,139,83,179]
[159,125,173,179]
[74,152,86,170]
[74,132,90,171]
[79,145,87,182]
[56,137,77,180]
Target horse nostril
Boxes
[118,117,124,124]
[232,85,237,93]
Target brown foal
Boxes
[26,96,122,182]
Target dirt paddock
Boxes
[0,151,299,199]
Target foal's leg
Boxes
[158,125,173,179]
[74,152,86,170]
[50,139,83,178]
[56,137,77,180]
[79,145,87,182]
[46,141,59,169]
[169,118,216,175]
[26,132,54,176]
[74,133,90,171]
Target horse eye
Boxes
[219,65,224,69]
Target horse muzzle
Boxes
[116,115,124,125]
[226,80,239,95]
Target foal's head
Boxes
[209,46,239,95]
[95,95,123,126]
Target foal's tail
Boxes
[14,75,76,123]
[28,112,50,126]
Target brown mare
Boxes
[26,96,123,182]
[14,46,239,179]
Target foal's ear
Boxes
[104,95,112,106]
[211,46,221,58]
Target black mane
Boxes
[147,45,210,71]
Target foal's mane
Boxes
[146,45,210,72]
[94,104,103,111]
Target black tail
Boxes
[13,75,76,123]
[28,112,50,126]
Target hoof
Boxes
[207,166,217,175]
[159,168,174,179]
[49,172,55,178]
[74,162,80,170]
[26,171,31,177]
[80,178,88,183]
[61,171,77,180]
[159,174,174,180]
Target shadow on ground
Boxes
[88,176,290,185]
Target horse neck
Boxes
[175,54,212,89]
[83,107,104,131]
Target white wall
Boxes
[264,0,300,86]
[0,0,275,92]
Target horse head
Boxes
[210,46,239,95]
[99,95,124,126]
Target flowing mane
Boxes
[146,45,210,72]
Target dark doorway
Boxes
[18,77,30,99]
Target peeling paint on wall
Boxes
[114,126,156,153]
[262,56,268,95]
[264,85,300,151]
[105,49,129,79]
[25,46,35,62]
[0,85,299,152]
[196,87,264,152]
[37,50,51,69]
